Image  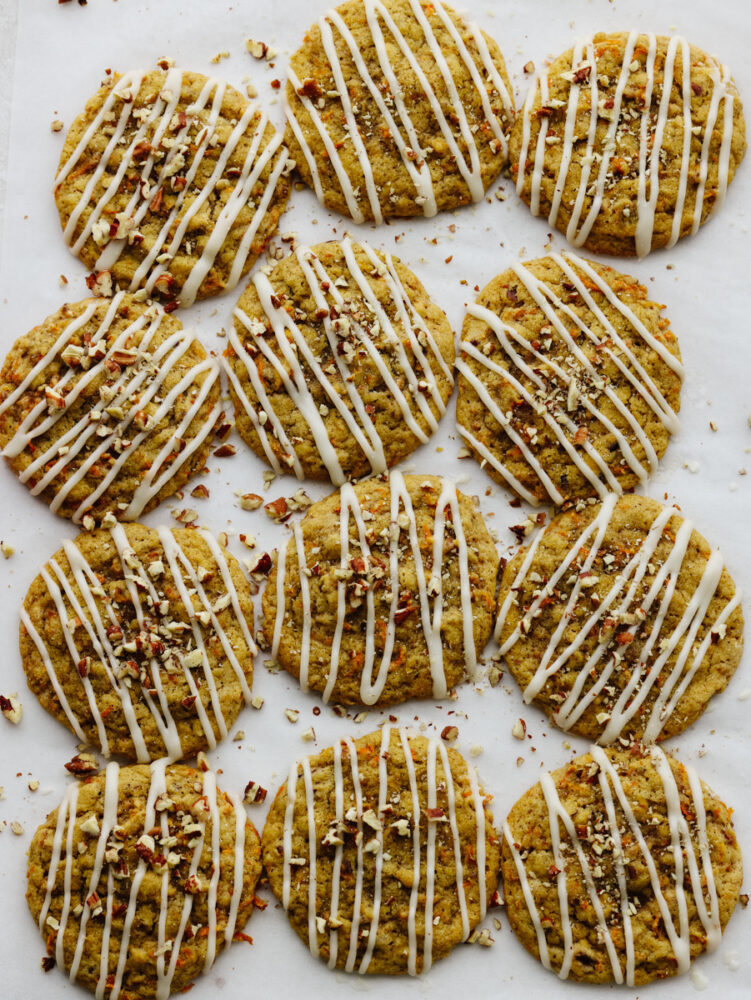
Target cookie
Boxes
[456,252,682,506]
[27,761,261,999]
[510,32,746,256]
[55,67,291,306]
[502,744,743,985]
[262,724,500,974]
[0,292,220,524]
[495,494,743,744]
[262,471,499,705]
[225,239,455,484]
[284,0,514,222]
[21,522,255,762]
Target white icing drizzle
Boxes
[285,0,513,219]
[457,252,682,505]
[55,69,288,306]
[517,33,738,256]
[225,238,451,486]
[274,471,476,704]
[504,746,723,985]
[280,726,488,975]
[36,761,248,998]
[496,496,741,742]
[0,291,220,523]
[21,524,255,762]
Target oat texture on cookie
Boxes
[225,239,455,484]
[55,68,291,305]
[262,725,500,974]
[0,293,221,524]
[21,523,256,762]
[285,0,514,221]
[495,494,743,744]
[26,762,261,999]
[510,32,746,256]
[502,745,743,984]
[456,253,682,506]
[262,472,499,705]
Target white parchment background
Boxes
[0,1,749,997]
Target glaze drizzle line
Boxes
[21,524,255,762]
[37,761,248,1000]
[271,471,475,704]
[280,725,488,974]
[495,496,741,742]
[0,292,220,523]
[285,0,513,221]
[226,239,452,485]
[503,746,722,985]
[56,69,288,306]
[457,252,682,506]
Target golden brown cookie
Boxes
[456,253,682,506]
[55,67,291,306]
[502,745,743,985]
[262,472,499,705]
[0,293,220,525]
[27,762,261,999]
[262,725,501,974]
[510,32,746,256]
[21,522,255,762]
[495,494,743,744]
[285,0,514,221]
[225,239,455,484]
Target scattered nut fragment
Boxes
[470,744,483,757]
[50,119,64,132]
[284,708,300,724]
[28,779,40,792]
[190,484,210,499]
[196,751,210,772]
[64,752,99,776]
[739,893,749,908]
[245,39,269,59]
[233,730,245,742]
[172,508,198,524]
[243,781,267,804]
[210,51,230,64]
[523,61,535,74]
[41,957,56,973]
[709,420,718,432]
[516,756,524,767]
[468,927,494,947]
[301,726,316,742]
[512,719,526,740]
[264,497,290,523]
[440,725,459,743]
[85,269,113,297]
[213,443,236,458]
[239,492,263,511]
[251,694,264,710]
[0,694,22,724]
[10,821,24,836]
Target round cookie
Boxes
[510,32,746,257]
[495,494,743,744]
[456,252,683,506]
[27,761,261,999]
[263,471,499,705]
[501,745,743,985]
[262,725,501,974]
[21,522,255,762]
[285,0,514,222]
[225,239,455,484]
[0,292,221,524]
[55,67,291,306]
